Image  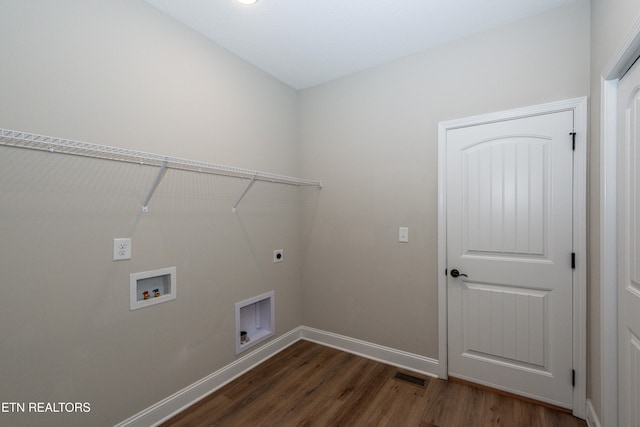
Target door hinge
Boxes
[570,132,576,150]
[572,369,576,387]
[571,253,576,269]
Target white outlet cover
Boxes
[113,238,132,261]
[273,249,284,263]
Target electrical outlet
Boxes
[113,238,132,261]
[273,249,284,263]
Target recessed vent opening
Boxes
[394,372,428,388]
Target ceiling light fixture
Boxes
[237,0,259,5]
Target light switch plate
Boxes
[399,227,409,243]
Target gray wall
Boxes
[0,1,305,426]
[589,0,640,422]
[299,0,590,359]
[0,0,602,426]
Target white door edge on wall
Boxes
[600,14,640,427]
[437,97,587,419]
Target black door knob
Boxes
[450,269,468,278]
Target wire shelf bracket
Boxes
[0,127,323,213]
[142,160,168,213]
[232,175,257,213]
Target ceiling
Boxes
[146,0,576,90]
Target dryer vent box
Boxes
[235,291,274,354]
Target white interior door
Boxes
[446,111,575,408]
[617,57,640,427]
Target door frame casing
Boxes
[600,15,640,427]
[437,97,588,418]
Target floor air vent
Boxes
[394,372,428,387]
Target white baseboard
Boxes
[115,326,440,427]
[300,326,439,378]
[114,327,302,427]
[586,399,602,427]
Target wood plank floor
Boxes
[161,340,587,427]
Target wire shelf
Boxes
[0,127,322,212]
[0,128,321,186]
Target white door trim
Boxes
[437,97,588,419]
[600,15,640,427]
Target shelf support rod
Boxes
[142,160,168,213]
[232,175,257,213]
